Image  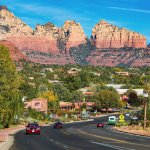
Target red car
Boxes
[54,122,63,129]
[97,122,104,128]
[26,123,41,134]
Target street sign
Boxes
[118,114,125,123]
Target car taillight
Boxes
[26,127,30,130]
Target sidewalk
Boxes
[0,125,25,150]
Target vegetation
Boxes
[93,89,120,113]
[1,46,150,127]
[0,45,23,128]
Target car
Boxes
[108,116,116,125]
[97,122,104,128]
[54,122,63,129]
[26,123,41,135]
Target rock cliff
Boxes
[62,20,86,49]
[0,40,28,61]
[0,6,33,40]
[91,20,146,49]
[0,7,149,67]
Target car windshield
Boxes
[56,122,62,124]
[27,123,39,127]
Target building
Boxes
[24,98,48,114]
[59,101,95,111]
[67,68,81,76]
[116,89,144,96]
[115,72,129,76]
[59,101,74,111]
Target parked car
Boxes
[26,123,41,134]
[97,122,104,128]
[54,122,63,129]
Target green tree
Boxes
[0,45,22,127]
[127,90,142,107]
[52,84,71,102]
[93,89,120,113]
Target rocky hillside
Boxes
[0,6,33,40]
[91,20,146,49]
[86,47,150,67]
[0,6,149,67]
[0,40,28,61]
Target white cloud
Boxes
[108,7,150,14]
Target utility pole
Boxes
[143,93,148,130]
[143,100,147,130]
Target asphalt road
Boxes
[9,116,150,150]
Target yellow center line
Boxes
[77,129,150,148]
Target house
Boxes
[42,68,53,72]
[59,101,74,111]
[115,72,130,76]
[48,80,62,84]
[24,98,48,114]
[59,101,95,111]
[116,89,144,96]
[67,68,81,76]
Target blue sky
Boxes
[1,0,150,43]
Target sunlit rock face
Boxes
[91,20,146,49]
[0,7,149,66]
[62,20,86,48]
[0,7,33,40]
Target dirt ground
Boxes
[114,125,150,136]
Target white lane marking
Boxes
[91,141,135,150]
[64,146,68,149]
[50,139,53,142]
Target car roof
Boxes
[28,123,39,126]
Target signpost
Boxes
[118,114,125,123]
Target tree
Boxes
[38,91,57,102]
[127,90,142,107]
[70,91,84,102]
[93,89,120,113]
[0,45,22,127]
[52,84,71,102]
[38,91,59,113]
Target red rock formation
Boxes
[6,36,60,54]
[91,20,146,49]
[62,20,87,55]
[86,48,150,67]
[0,40,28,61]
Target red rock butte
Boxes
[0,7,149,67]
[91,20,146,49]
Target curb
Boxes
[0,135,14,150]
[112,128,150,138]
[0,127,25,150]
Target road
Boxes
[9,116,150,150]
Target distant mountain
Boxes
[0,6,149,67]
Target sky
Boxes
[1,0,150,43]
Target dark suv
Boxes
[54,122,63,129]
